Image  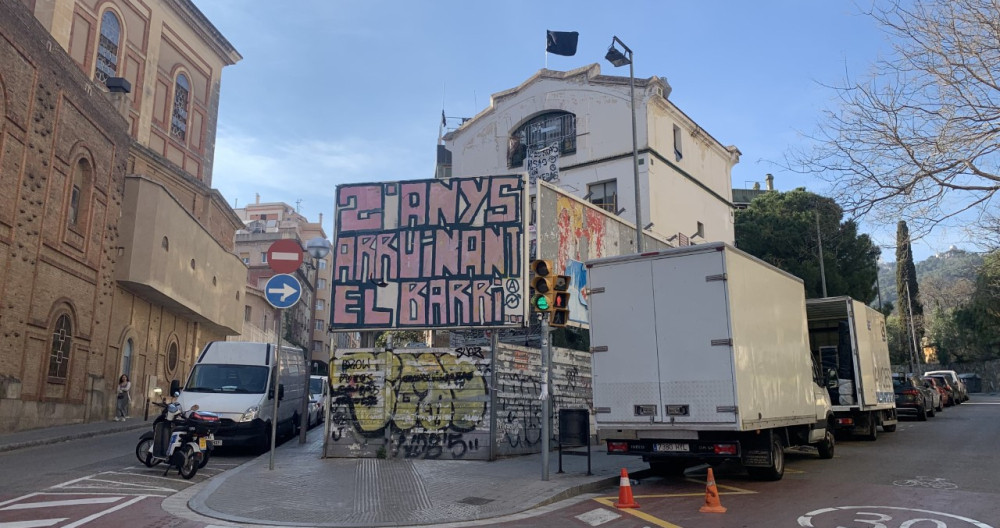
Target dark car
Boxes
[893,374,930,421]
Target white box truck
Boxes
[806,296,898,440]
[586,243,835,480]
[174,341,307,452]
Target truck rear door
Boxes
[651,250,737,424]
[589,258,662,425]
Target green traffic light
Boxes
[536,296,550,310]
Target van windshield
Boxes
[185,364,269,393]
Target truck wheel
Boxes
[649,459,688,476]
[817,430,835,459]
[882,422,897,433]
[747,437,785,481]
[863,417,878,441]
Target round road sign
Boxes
[266,239,304,274]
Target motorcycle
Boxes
[135,383,220,479]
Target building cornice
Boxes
[169,0,242,65]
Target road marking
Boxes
[62,496,147,528]
[575,508,621,526]
[797,506,994,528]
[51,478,177,494]
[0,520,68,528]
[0,497,122,510]
[590,499,683,528]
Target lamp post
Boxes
[605,36,643,252]
[301,237,332,444]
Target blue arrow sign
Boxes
[264,274,302,309]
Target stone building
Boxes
[440,64,740,247]
[0,0,244,432]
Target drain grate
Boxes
[458,496,494,506]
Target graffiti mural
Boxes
[328,347,491,460]
[326,343,594,460]
[331,176,527,330]
[536,181,672,327]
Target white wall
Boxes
[445,64,737,246]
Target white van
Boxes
[175,341,307,451]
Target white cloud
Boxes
[210,126,433,236]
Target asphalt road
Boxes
[0,397,997,528]
[484,394,1000,528]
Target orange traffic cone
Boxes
[613,468,640,508]
[699,467,727,513]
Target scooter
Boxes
[135,383,220,479]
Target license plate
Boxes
[212,439,223,446]
[198,438,207,449]
[653,443,689,452]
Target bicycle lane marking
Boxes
[591,479,757,528]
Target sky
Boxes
[192,0,963,263]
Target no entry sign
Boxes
[266,239,304,274]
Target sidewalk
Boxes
[0,416,149,453]
[0,419,648,527]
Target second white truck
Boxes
[587,243,836,480]
[806,296,897,440]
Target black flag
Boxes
[546,30,578,56]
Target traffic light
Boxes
[550,274,571,327]
[530,259,555,312]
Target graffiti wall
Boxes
[331,176,527,330]
[326,343,593,460]
[536,181,671,326]
[493,343,592,457]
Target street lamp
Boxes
[606,36,643,252]
[300,237,331,444]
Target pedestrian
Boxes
[115,374,131,421]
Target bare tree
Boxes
[793,0,1000,246]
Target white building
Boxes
[440,64,740,246]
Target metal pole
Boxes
[816,210,827,298]
[322,337,336,459]
[541,314,551,481]
[489,330,499,462]
[627,47,643,253]
[269,311,283,471]
[299,343,309,445]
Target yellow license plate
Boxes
[198,437,206,449]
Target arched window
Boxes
[48,314,72,382]
[122,338,133,379]
[507,112,577,168]
[170,74,190,141]
[166,341,179,376]
[95,11,121,83]
[68,158,92,231]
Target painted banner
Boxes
[332,176,527,329]
[536,181,671,326]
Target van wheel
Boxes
[257,423,272,454]
[863,417,878,441]
[747,437,784,481]
[817,430,835,459]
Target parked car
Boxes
[924,370,969,403]
[893,374,931,421]
[308,375,329,428]
[920,377,945,412]
[926,374,957,407]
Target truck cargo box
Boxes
[587,243,827,433]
